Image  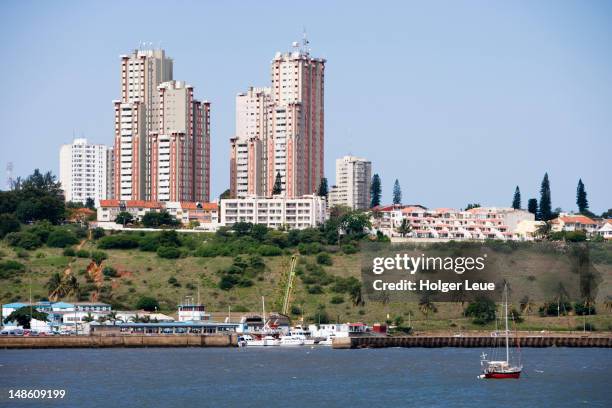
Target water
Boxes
[0,347,610,407]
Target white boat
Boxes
[279,334,306,346]
[287,326,316,345]
[246,334,280,347]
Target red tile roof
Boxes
[558,215,596,225]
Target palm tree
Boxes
[396,219,412,237]
[520,296,536,317]
[83,312,94,323]
[107,311,118,326]
[46,273,64,300]
[604,296,612,313]
[97,316,108,324]
[535,221,552,240]
[419,296,437,320]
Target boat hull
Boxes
[484,371,521,379]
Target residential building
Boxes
[220,194,327,229]
[550,214,598,235]
[112,49,210,203]
[597,220,612,240]
[96,200,218,227]
[372,205,535,241]
[328,155,371,210]
[229,37,325,198]
[59,138,108,204]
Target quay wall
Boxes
[0,334,237,349]
[332,335,612,349]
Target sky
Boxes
[0,0,611,213]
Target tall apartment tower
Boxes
[230,87,272,197]
[112,49,210,202]
[149,80,210,202]
[329,155,372,210]
[113,49,172,201]
[59,138,108,204]
[229,37,325,198]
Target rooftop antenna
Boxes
[301,27,310,54]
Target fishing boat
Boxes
[479,284,522,379]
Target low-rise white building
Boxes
[550,214,598,235]
[220,194,327,229]
[372,205,535,241]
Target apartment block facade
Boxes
[220,195,327,230]
[59,138,108,204]
[112,49,210,203]
[329,155,372,210]
[230,38,325,198]
[372,205,535,241]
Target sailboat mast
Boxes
[504,284,509,363]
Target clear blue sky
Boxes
[1,0,610,213]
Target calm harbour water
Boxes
[0,347,610,407]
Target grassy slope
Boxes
[1,241,611,332]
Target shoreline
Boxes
[1,332,611,349]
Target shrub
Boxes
[290,305,302,315]
[330,295,344,304]
[316,252,333,266]
[102,266,119,278]
[6,232,42,250]
[76,249,90,258]
[47,228,79,248]
[464,297,497,325]
[63,247,76,257]
[0,260,26,279]
[167,277,181,287]
[574,301,596,316]
[194,244,218,257]
[157,246,181,259]
[15,249,30,259]
[98,234,140,249]
[341,244,358,254]
[298,242,322,255]
[307,285,324,294]
[138,234,160,252]
[91,250,108,265]
[258,244,282,257]
[539,301,572,317]
[0,213,20,238]
[136,296,160,311]
[142,211,180,228]
[92,227,106,239]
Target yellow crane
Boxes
[281,255,298,315]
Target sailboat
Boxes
[479,284,522,379]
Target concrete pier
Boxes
[332,335,612,349]
[0,334,238,349]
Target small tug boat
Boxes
[479,284,522,379]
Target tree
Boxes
[0,213,20,238]
[115,212,134,226]
[142,211,180,228]
[14,169,65,224]
[539,173,553,221]
[418,295,437,320]
[219,189,231,200]
[317,177,329,198]
[602,209,612,219]
[527,198,538,218]
[576,179,589,214]
[3,306,48,329]
[370,174,381,208]
[535,221,552,239]
[83,312,95,323]
[464,297,496,325]
[512,186,521,209]
[465,203,481,211]
[272,172,283,195]
[136,296,160,312]
[392,179,402,205]
[85,197,96,210]
[396,218,412,237]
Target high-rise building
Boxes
[59,138,108,204]
[329,155,371,210]
[229,37,325,198]
[112,49,210,202]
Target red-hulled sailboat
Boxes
[479,284,522,379]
